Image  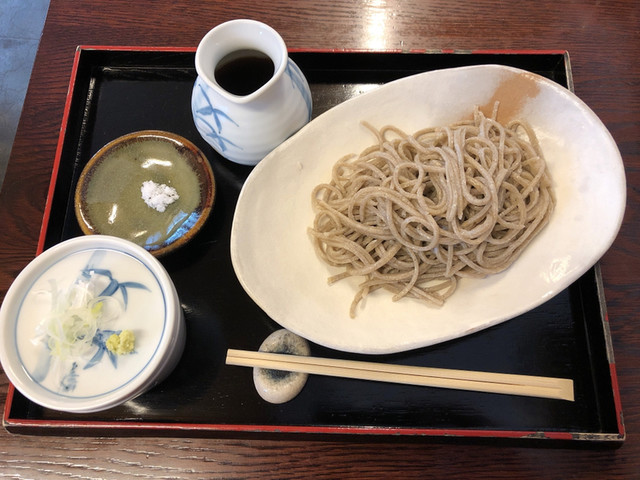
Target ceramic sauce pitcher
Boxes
[191,19,312,166]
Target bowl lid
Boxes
[0,235,180,413]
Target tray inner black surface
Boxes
[6,50,619,439]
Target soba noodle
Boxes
[309,107,555,318]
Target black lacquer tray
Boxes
[3,47,624,445]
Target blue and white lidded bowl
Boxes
[0,235,185,413]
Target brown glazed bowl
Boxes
[75,130,216,257]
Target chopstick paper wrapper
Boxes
[226,349,574,401]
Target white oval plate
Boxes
[230,65,626,355]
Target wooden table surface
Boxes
[1,0,638,478]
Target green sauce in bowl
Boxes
[75,131,216,256]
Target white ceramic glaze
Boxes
[0,235,185,413]
[230,64,627,355]
[192,19,312,165]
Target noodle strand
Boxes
[309,107,555,317]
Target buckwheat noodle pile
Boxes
[309,106,555,318]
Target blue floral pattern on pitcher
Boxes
[285,59,312,121]
[191,60,313,165]
[192,78,241,154]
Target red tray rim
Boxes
[3,46,623,443]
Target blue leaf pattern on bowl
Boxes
[32,253,148,393]
[60,362,79,392]
[84,329,121,370]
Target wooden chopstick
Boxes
[226,349,574,401]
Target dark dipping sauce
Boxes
[214,49,275,96]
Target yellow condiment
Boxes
[106,330,135,355]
